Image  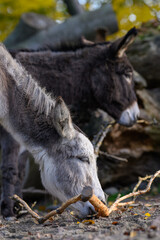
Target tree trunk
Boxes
[63,0,84,15]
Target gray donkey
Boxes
[0,43,105,218]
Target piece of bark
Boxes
[5,4,118,49]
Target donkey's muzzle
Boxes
[118,101,140,127]
[88,206,96,216]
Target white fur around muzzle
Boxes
[118,101,140,127]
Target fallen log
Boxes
[4,4,118,49]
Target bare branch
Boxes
[132,175,152,193]
[99,151,128,162]
[108,170,160,214]
[11,195,40,220]
[92,121,115,156]
[137,119,159,126]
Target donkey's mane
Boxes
[0,43,55,117]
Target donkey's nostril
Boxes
[133,113,139,122]
[101,200,107,205]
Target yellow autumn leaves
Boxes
[110,0,160,39]
[0,0,160,41]
[0,0,67,41]
[144,212,151,219]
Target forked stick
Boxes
[12,194,82,224]
[11,195,40,220]
[108,170,160,213]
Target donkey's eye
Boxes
[126,71,132,77]
[124,72,132,84]
[77,156,90,164]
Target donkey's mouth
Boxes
[70,201,97,219]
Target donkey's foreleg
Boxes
[15,150,30,198]
[0,127,20,218]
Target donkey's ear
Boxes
[54,96,75,140]
[112,27,137,57]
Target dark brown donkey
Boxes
[0,28,139,218]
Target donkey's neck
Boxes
[0,44,60,160]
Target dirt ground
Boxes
[1,196,160,240]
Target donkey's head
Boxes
[91,27,139,126]
[41,97,105,218]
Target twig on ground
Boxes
[108,170,160,214]
[12,187,109,223]
[11,195,40,220]
[12,194,82,223]
[38,194,82,223]
[12,172,160,222]
[133,175,152,193]
[132,173,160,201]
[39,186,109,221]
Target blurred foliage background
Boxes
[0,0,160,41]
